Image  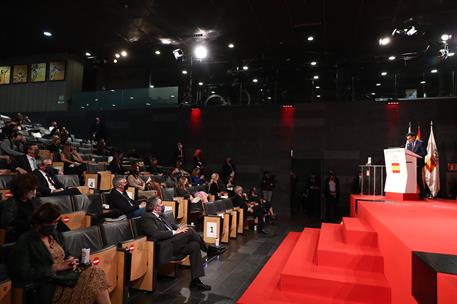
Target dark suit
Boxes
[108,188,143,218]
[32,169,80,197]
[231,194,266,229]
[0,197,37,241]
[407,140,427,197]
[12,155,35,173]
[140,212,205,279]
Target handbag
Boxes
[51,269,81,288]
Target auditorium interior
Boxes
[0,1,456,304]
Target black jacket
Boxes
[32,169,65,196]
[139,212,178,264]
[9,230,64,304]
[12,155,35,173]
[0,197,37,241]
[108,161,127,175]
[108,188,139,217]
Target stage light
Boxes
[155,50,161,55]
[376,83,381,86]
[43,31,52,37]
[242,65,249,71]
[315,86,320,89]
[198,82,204,86]
[129,96,134,100]
[121,50,128,57]
[307,36,314,41]
[113,59,118,63]
[313,75,319,80]
[228,43,235,48]
[431,69,438,73]
[149,85,154,88]
[194,45,208,60]
[211,91,215,94]
[267,96,272,100]
[381,72,388,76]
[310,61,317,66]
[160,38,172,45]
[110,89,115,92]
[379,37,391,46]
[441,34,451,41]
[182,70,188,75]
[115,53,120,58]
[112,104,116,107]
[449,52,455,57]
[316,95,321,98]
[371,92,376,96]
[252,78,258,83]
[85,52,91,57]
[388,56,396,61]
[420,80,426,84]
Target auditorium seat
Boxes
[56,174,80,188]
[0,176,13,190]
[162,188,175,201]
[36,195,73,213]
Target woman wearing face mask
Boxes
[0,173,38,241]
[9,203,111,304]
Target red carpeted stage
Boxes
[237,195,457,304]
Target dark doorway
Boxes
[290,159,323,217]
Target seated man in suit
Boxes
[231,186,268,234]
[13,143,39,174]
[32,158,81,197]
[140,196,210,291]
[109,176,146,218]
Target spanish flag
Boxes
[392,163,400,173]
[425,122,440,197]
[416,126,421,140]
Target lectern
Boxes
[384,148,422,201]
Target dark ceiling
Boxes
[3,0,457,103]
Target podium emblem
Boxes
[392,163,400,173]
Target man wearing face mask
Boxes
[109,176,146,218]
[13,143,39,174]
[32,158,81,197]
[140,196,210,290]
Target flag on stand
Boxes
[416,125,421,140]
[425,122,440,197]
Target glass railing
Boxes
[71,87,179,111]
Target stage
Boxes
[237,195,457,304]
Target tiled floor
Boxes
[130,214,321,304]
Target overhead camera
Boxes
[173,48,184,60]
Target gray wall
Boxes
[27,99,457,215]
[0,54,83,112]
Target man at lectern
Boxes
[405,132,427,198]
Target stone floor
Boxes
[130,214,321,304]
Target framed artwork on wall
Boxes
[12,64,28,84]
[30,63,47,82]
[0,66,11,85]
[49,61,65,81]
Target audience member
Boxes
[109,176,146,218]
[171,160,189,177]
[221,156,236,183]
[208,173,221,198]
[146,156,164,175]
[225,175,235,197]
[176,176,193,199]
[33,159,81,197]
[0,131,25,157]
[48,136,62,160]
[13,143,39,174]
[108,151,128,174]
[93,139,109,156]
[139,197,210,290]
[231,186,267,234]
[192,148,203,169]
[49,121,58,132]
[260,171,275,203]
[60,143,87,177]
[59,126,70,143]
[190,167,205,186]
[250,186,276,221]
[175,142,185,164]
[0,174,37,241]
[90,116,105,141]
[148,176,164,200]
[324,170,340,222]
[9,203,111,304]
[127,163,150,191]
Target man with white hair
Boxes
[231,186,268,234]
[109,176,146,218]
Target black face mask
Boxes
[39,224,56,236]
[45,166,56,174]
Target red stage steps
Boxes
[238,218,391,304]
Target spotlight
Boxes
[252,78,258,83]
[441,34,451,41]
[228,43,235,48]
[211,91,215,94]
[388,56,396,61]
[381,72,388,76]
[242,65,249,71]
[198,82,204,86]
[182,70,188,75]
[376,83,381,87]
[420,80,426,84]
[85,52,92,57]
[160,38,172,45]
[43,31,52,37]
[115,53,120,58]
[173,49,184,60]
[316,95,321,98]
[379,37,391,46]
[313,75,319,80]
[307,36,314,41]
[371,92,376,96]
[155,50,161,55]
[149,85,154,88]
[431,69,438,73]
[315,86,320,89]
[310,61,317,66]
[129,96,134,100]
[194,45,208,60]
[113,59,118,63]
[120,50,128,57]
